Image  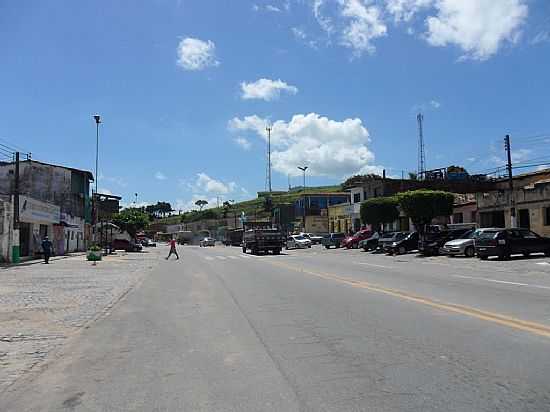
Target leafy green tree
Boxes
[112,208,150,237]
[397,190,454,233]
[360,197,399,231]
[195,199,208,211]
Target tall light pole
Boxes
[134,193,138,206]
[298,166,308,231]
[266,126,272,193]
[93,115,101,195]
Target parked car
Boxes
[199,237,216,247]
[112,239,142,252]
[286,234,312,249]
[358,232,381,251]
[388,232,419,255]
[375,232,406,253]
[301,232,324,244]
[381,232,410,253]
[475,228,550,260]
[141,238,157,247]
[322,232,345,249]
[442,228,489,257]
[342,229,372,249]
[419,225,473,256]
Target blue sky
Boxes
[1,0,550,210]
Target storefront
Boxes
[18,195,60,257]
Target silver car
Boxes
[199,237,216,247]
[442,228,488,257]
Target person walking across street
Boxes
[41,235,53,264]
[166,238,179,260]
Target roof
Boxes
[495,167,550,182]
[301,192,350,196]
[0,159,94,181]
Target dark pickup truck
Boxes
[322,232,345,249]
[242,228,285,255]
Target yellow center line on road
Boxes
[269,260,550,339]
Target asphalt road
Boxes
[2,245,550,411]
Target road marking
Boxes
[204,256,214,261]
[453,275,550,290]
[353,262,394,269]
[227,256,239,260]
[269,261,550,339]
[536,262,550,266]
[216,256,227,260]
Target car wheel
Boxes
[478,254,488,260]
[325,245,330,249]
[398,246,406,255]
[545,250,550,257]
[523,251,530,258]
[464,246,475,258]
[242,246,247,253]
[498,253,509,260]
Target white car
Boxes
[199,237,216,247]
[286,235,312,249]
[301,232,323,244]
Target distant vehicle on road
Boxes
[475,228,550,260]
[342,229,372,249]
[177,231,193,245]
[387,232,419,255]
[112,239,142,252]
[199,237,216,247]
[442,228,489,257]
[287,234,312,250]
[141,238,157,247]
[322,233,345,249]
[243,227,285,255]
[223,229,244,246]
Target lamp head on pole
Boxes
[93,114,101,124]
[297,166,308,172]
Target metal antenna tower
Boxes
[417,113,426,179]
[266,125,272,193]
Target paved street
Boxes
[2,245,550,411]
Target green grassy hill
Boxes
[155,185,343,225]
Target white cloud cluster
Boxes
[229,113,381,177]
[196,173,237,195]
[240,78,298,101]
[424,0,528,60]
[306,0,529,60]
[155,171,167,180]
[339,0,388,57]
[233,136,252,150]
[176,37,220,71]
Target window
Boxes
[453,213,463,224]
[470,211,477,223]
[353,193,361,203]
[545,207,550,226]
[520,230,539,239]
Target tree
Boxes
[397,190,454,233]
[408,172,418,180]
[360,197,399,231]
[195,199,208,211]
[222,200,233,218]
[341,173,382,190]
[112,208,150,237]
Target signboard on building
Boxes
[19,195,60,224]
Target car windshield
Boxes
[294,236,305,240]
[395,232,408,241]
[460,230,475,239]
[478,230,499,239]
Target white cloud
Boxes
[195,173,236,194]
[176,37,220,71]
[266,5,281,12]
[233,136,252,150]
[386,0,433,22]
[430,99,441,109]
[155,171,167,180]
[313,0,335,35]
[291,27,319,49]
[240,78,298,101]
[292,27,307,40]
[339,0,387,57]
[531,31,550,45]
[229,113,382,177]
[424,0,528,60]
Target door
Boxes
[507,229,525,255]
[520,230,541,253]
[19,223,31,257]
[518,209,530,229]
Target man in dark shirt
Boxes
[41,236,53,264]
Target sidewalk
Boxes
[0,252,86,269]
[0,248,162,393]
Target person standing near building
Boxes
[41,236,53,264]
[166,237,179,260]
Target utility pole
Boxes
[13,152,20,230]
[504,134,516,228]
[417,113,426,180]
[266,126,272,193]
[298,166,308,231]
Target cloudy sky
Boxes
[2,0,550,210]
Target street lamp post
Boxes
[93,115,101,244]
[297,166,308,231]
